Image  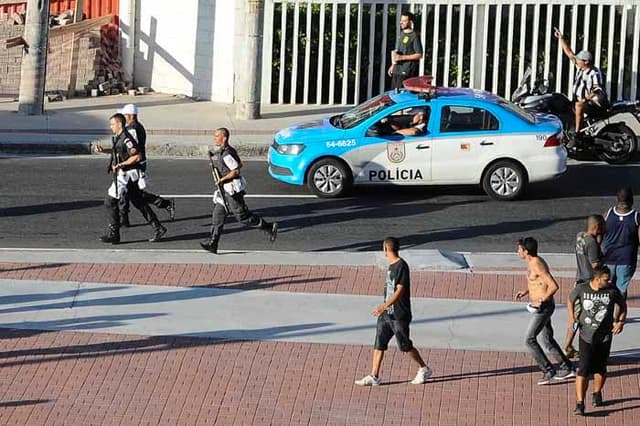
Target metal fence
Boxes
[261,0,640,105]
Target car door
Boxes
[351,106,433,185]
[430,104,501,183]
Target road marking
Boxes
[161,194,318,199]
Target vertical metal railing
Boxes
[262,0,640,105]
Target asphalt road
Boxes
[1,156,638,253]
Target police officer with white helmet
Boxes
[118,103,176,227]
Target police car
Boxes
[268,77,567,201]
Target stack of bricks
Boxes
[0,13,126,98]
[46,28,104,96]
[0,13,25,96]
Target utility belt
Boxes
[222,176,247,195]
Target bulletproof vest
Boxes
[127,121,147,170]
[212,145,242,176]
[111,130,140,171]
[127,121,147,147]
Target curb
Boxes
[0,140,271,158]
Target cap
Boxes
[118,103,139,115]
[575,51,593,62]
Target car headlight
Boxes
[275,143,305,155]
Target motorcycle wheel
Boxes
[597,124,636,164]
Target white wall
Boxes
[121,0,236,102]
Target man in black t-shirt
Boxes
[355,237,432,386]
[387,11,423,90]
[568,266,626,416]
[564,215,604,358]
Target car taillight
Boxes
[544,133,562,147]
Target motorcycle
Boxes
[511,67,640,164]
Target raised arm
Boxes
[554,27,576,63]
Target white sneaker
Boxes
[355,374,381,386]
[411,366,432,384]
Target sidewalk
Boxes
[1,250,639,425]
[0,94,349,157]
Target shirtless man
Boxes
[515,237,576,384]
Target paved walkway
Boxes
[1,251,639,425]
[0,94,347,156]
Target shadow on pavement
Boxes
[0,399,54,408]
[0,321,331,368]
[0,200,103,218]
[314,215,583,252]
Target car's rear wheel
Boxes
[482,160,526,201]
[307,158,352,197]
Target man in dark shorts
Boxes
[564,215,604,359]
[569,266,627,416]
[355,237,431,386]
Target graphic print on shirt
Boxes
[581,292,611,330]
[385,270,396,316]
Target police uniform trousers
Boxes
[209,191,270,245]
[106,180,162,230]
[119,187,171,219]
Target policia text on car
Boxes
[96,113,167,244]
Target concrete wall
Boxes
[121,0,236,102]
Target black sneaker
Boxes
[592,391,604,407]
[537,370,555,385]
[574,402,585,416]
[149,225,167,242]
[166,199,176,221]
[554,367,576,380]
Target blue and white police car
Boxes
[268,77,567,201]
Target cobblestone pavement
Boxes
[0,262,639,425]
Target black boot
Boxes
[149,222,167,242]
[99,225,120,244]
[200,229,220,254]
[260,220,278,242]
[166,199,176,221]
[120,214,130,228]
[200,238,219,254]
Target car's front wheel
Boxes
[482,160,527,201]
[307,158,352,197]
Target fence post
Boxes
[471,4,486,89]
[236,0,265,119]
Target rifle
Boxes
[113,153,121,200]
[208,152,229,213]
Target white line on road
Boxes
[161,194,318,199]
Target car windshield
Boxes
[337,93,396,129]
[497,97,537,124]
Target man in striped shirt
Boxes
[554,28,607,134]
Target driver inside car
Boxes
[382,110,427,136]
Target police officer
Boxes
[118,103,175,227]
[97,113,167,244]
[200,127,278,254]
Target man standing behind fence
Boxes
[387,11,423,90]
